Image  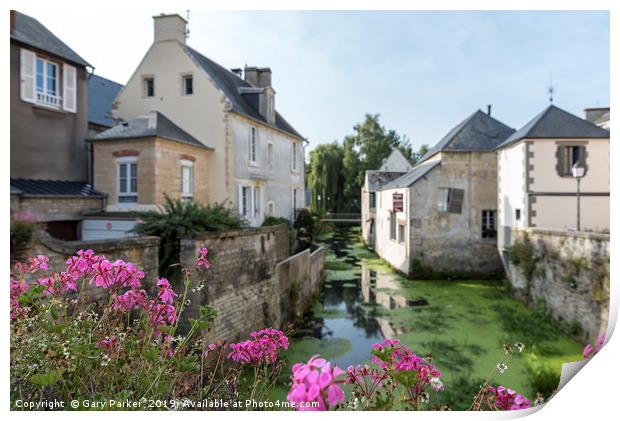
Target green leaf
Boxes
[29,368,65,387]
[142,347,159,362]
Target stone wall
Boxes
[505,228,609,341]
[11,194,104,222]
[14,229,160,301]
[179,224,324,343]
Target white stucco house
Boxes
[106,13,305,227]
[496,104,610,256]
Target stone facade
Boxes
[179,224,324,343]
[376,151,502,276]
[92,136,210,211]
[506,228,609,341]
[10,194,104,222]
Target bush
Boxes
[132,195,246,278]
[10,219,37,257]
[526,356,560,399]
[507,235,536,281]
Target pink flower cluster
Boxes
[98,336,123,354]
[372,338,441,382]
[288,355,345,411]
[485,386,531,410]
[195,247,210,271]
[10,255,48,319]
[64,250,145,291]
[583,334,605,359]
[228,328,288,365]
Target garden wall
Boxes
[505,228,609,341]
[15,229,160,300]
[179,224,325,343]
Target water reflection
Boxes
[293,227,427,367]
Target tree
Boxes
[307,142,345,213]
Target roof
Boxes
[10,179,105,197]
[88,75,123,128]
[366,171,407,191]
[378,147,413,172]
[497,105,610,149]
[420,110,515,162]
[10,11,90,67]
[92,111,212,149]
[184,46,304,139]
[379,160,441,191]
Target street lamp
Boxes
[571,164,585,231]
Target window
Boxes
[253,187,261,219]
[515,209,522,221]
[389,212,397,240]
[241,186,250,217]
[118,159,138,203]
[249,127,258,163]
[144,77,155,97]
[35,57,59,106]
[181,161,193,199]
[437,187,464,214]
[182,75,193,95]
[369,192,376,210]
[481,210,497,239]
[267,142,274,168]
[557,145,586,177]
[293,188,298,211]
[291,142,298,171]
[398,223,405,244]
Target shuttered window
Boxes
[437,187,464,214]
[557,145,586,177]
[62,63,76,112]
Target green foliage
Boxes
[307,142,345,213]
[132,195,247,278]
[507,235,536,281]
[10,219,37,256]
[526,356,560,399]
[491,300,559,345]
[437,376,486,410]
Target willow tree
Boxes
[307,142,345,213]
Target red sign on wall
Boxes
[393,193,404,212]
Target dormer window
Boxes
[143,77,155,97]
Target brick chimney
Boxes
[10,10,16,33]
[153,13,187,44]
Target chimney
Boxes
[244,66,275,125]
[153,13,187,44]
[486,104,492,116]
[244,66,272,88]
[583,107,609,123]
[10,10,15,33]
[230,68,243,78]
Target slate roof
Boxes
[10,11,90,67]
[184,46,304,139]
[88,74,123,128]
[10,179,105,197]
[366,171,407,191]
[379,160,441,191]
[496,105,610,149]
[92,111,212,149]
[420,110,515,162]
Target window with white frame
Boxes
[253,187,261,219]
[182,75,193,96]
[180,160,194,199]
[267,142,274,168]
[118,158,138,203]
[240,186,251,218]
[291,142,298,171]
[143,77,155,97]
[249,126,258,163]
[20,49,76,111]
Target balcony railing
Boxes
[36,91,62,108]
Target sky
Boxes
[17,9,610,153]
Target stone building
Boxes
[496,104,610,260]
[10,10,104,240]
[361,148,412,247]
[374,110,514,276]
[102,13,305,229]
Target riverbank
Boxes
[272,226,583,409]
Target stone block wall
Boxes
[11,194,104,222]
[506,228,609,341]
[179,224,324,344]
[14,229,160,301]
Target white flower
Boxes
[496,363,508,373]
[430,377,444,391]
[420,392,430,403]
[514,342,525,353]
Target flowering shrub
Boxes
[583,334,605,359]
[11,250,539,412]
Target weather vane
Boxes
[186,10,190,40]
[547,72,555,103]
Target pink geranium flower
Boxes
[195,247,210,271]
[287,355,345,411]
[485,385,531,410]
[157,278,178,304]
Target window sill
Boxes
[33,103,66,114]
